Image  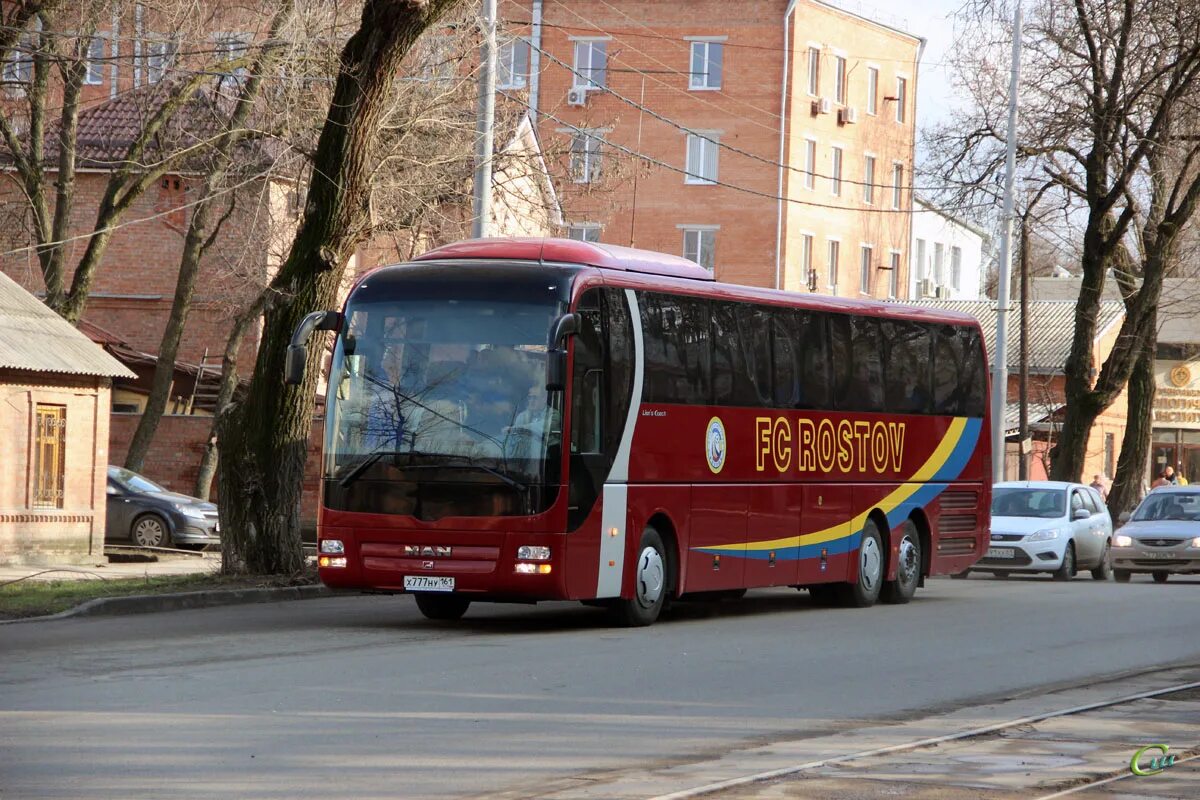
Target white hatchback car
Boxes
[968,481,1113,580]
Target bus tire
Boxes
[608,527,668,627]
[881,520,921,604]
[414,594,471,621]
[838,519,885,608]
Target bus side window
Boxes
[740,305,774,406]
[602,288,635,458]
[771,309,801,407]
[571,291,604,454]
[960,327,988,417]
[638,291,710,405]
[932,325,961,415]
[796,310,831,409]
[828,314,851,408]
[883,320,932,414]
[712,301,758,406]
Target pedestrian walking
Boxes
[1089,473,1109,501]
[1151,466,1177,489]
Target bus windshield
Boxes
[323,275,569,518]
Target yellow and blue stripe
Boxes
[694,417,983,561]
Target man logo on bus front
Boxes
[707,417,727,474]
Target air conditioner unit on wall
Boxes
[567,86,588,106]
[818,97,832,115]
[934,284,952,299]
[838,106,858,124]
[917,278,934,297]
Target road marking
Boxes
[648,679,1200,800]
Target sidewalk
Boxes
[0,550,221,585]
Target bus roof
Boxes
[410,238,980,329]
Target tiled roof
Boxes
[0,272,135,379]
[902,300,1126,373]
[1003,401,1062,435]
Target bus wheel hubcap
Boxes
[636,547,664,607]
[897,537,919,585]
[860,537,882,591]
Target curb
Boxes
[0,584,332,625]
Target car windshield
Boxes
[1132,492,1200,521]
[991,487,1066,519]
[109,467,165,494]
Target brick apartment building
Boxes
[500,0,923,296]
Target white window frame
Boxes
[834,54,847,105]
[830,145,843,197]
[933,241,945,284]
[951,245,962,290]
[572,37,609,89]
[806,45,820,96]
[804,137,817,190]
[866,65,879,115]
[888,249,902,298]
[497,37,530,89]
[827,238,841,290]
[859,244,874,295]
[684,130,720,184]
[143,34,177,85]
[213,32,250,89]
[892,161,904,209]
[915,238,927,281]
[800,231,815,287]
[687,37,724,91]
[2,34,34,85]
[863,154,876,205]
[567,223,601,243]
[894,75,908,123]
[569,130,604,184]
[679,225,719,271]
[85,36,106,85]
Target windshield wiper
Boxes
[400,462,528,491]
[338,450,399,488]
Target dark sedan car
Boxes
[105,466,220,549]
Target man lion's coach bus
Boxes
[287,239,991,625]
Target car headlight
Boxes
[1191,537,1200,548]
[1115,534,1133,547]
[173,503,207,520]
[1027,528,1061,542]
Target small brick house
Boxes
[0,272,135,566]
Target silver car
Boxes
[1112,486,1200,582]
[971,481,1114,580]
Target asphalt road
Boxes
[1,575,1198,800]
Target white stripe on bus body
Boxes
[596,289,644,598]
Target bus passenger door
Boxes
[744,485,802,587]
[797,485,854,584]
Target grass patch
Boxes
[0,571,316,620]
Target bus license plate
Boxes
[986,547,1015,559]
[404,576,454,592]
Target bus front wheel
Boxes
[608,527,668,627]
[414,593,471,621]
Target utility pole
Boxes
[991,0,1022,483]
[471,0,497,239]
[1018,210,1030,480]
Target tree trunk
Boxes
[216,0,463,575]
[1109,319,1156,517]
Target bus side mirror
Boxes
[285,310,342,385]
[546,312,581,391]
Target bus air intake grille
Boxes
[937,537,976,555]
[938,514,978,534]
[940,491,979,510]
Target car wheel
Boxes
[414,594,471,621]
[1090,543,1112,581]
[837,519,884,608]
[1053,542,1076,581]
[1152,571,1169,584]
[608,527,669,627]
[131,514,169,548]
[881,520,921,604]
[1113,569,1132,583]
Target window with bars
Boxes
[806,47,820,95]
[863,155,876,204]
[573,39,607,88]
[685,132,719,184]
[497,38,530,89]
[860,245,874,294]
[33,405,66,509]
[682,227,717,270]
[570,132,602,183]
[689,40,723,89]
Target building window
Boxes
[1104,433,1115,478]
[804,139,816,190]
[892,162,904,209]
[951,245,962,290]
[570,132,602,183]
[889,250,901,298]
[682,227,717,271]
[689,40,723,90]
[2,35,33,84]
[573,39,607,88]
[915,238,927,280]
[33,405,66,509]
[860,245,874,294]
[933,242,945,284]
[144,36,177,84]
[497,37,530,89]
[895,76,907,123]
[806,46,820,95]
[834,55,847,104]
[867,66,878,115]
[827,239,840,289]
[214,33,250,90]
[801,233,813,280]
[568,224,600,243]
[685,132,719,184]
[863,155,876,204]
[831,146,843,196]
[84,36,105,85]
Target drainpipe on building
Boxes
[529,0,544,122]
[775,0,799,291]
[907,37,926,301]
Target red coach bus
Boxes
[288,239,991,625]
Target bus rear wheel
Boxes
[838,520,885,608]
[881,520,921,604]
[414,594,471,621]
[608,527,668,627]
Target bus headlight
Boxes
[318,556,347,568]
[319,539,345,554]
[517,545,551,561]
[515,563,552,575]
